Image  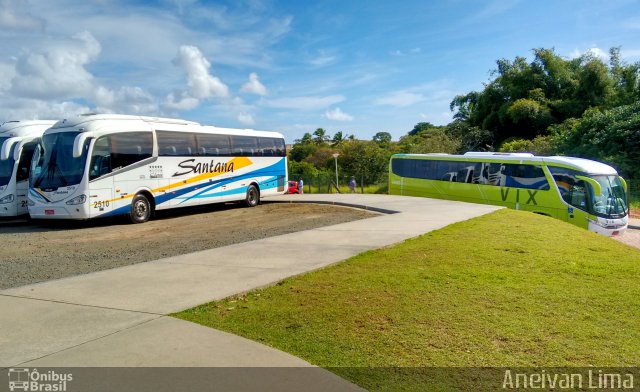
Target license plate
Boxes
[45,209,55,215]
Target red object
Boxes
[45,209,55,215]
[287,181,300,194]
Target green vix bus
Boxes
[389,152,628,236]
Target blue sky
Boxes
[1,0,639,142]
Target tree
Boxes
[295,132,313,145]
[331,131,349,147]
[505,98,553,139]
[288,160,319,182]
[339,140,391,186]
[304,147,336,170]
[408,122,443,136]
[499,135,555,155]
[449,47,626,145]
[399,129,460,154]
[289,143,317,162]
[550,102,640,178]
[445,120,493,152]
[312,128,330,145]
[372,132,392,147]
[609,47,640,106]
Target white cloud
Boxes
[569,47,609,62]
[94,86,158,114]
[390,48,421,57]
[1,30,162,120]
[263,95,344,110]
[374,91,425,107]
[0,0,45,31]
[309,51,336,67]
[0,98,90,121]
[164,91,200,111]
[173,45,229,99]
[162,45,231,112]
[0,63,16,92]
[237,113,255,125]
[11,31,101,100]
[240,72,268,96]
[325,107,353,121]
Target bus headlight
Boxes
[65,194,87,205]
[0,194,15,204]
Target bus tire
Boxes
[130,194,152,223]
[245,184,259,207]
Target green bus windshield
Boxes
[549,167,627,219]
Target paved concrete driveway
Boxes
[0,194,500,390]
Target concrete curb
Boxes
[262,198,400,215]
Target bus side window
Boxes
[90,136,111,180]
[569,181,588,209]
[157,131,196,156]
[110,132,153,170]
[196,134,231,156]
[231,136,258,156]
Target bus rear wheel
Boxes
[245,184,259,207]
[130,194,153,223]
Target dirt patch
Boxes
[0,203,377,290]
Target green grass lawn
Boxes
[174,209,640,390]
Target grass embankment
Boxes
[174,209,640,389]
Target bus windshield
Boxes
[0,137,16,186]
[551,167,628,219]
[589,175,628,218]
[31,132,87,190]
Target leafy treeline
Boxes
[289,47,640,184]
[450,47,640,177]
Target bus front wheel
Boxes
[245,184,259,207]
[130,194,152,223]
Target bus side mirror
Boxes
[618,176,628,193]
[13,140,26,161]
[1,137,20,161]
[576,175,602,197]
[73,133,89,158]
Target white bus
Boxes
[28,114,288,223]
[0,120,56,217]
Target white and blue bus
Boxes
[28,114,287,223]
[0,120,56,217]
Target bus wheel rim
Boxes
[135,201,147,218]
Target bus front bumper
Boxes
[588,218,627,236]
[28,206,87,220]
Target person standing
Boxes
[298,178,304,194]
[349,176,357,193]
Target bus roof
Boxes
[50,114,199,129]
[0,120,57,138]
[393,152,619,175]
[49,114,284,139]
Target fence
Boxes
[288,171,388,194]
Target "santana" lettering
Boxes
[173,159,235,177]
